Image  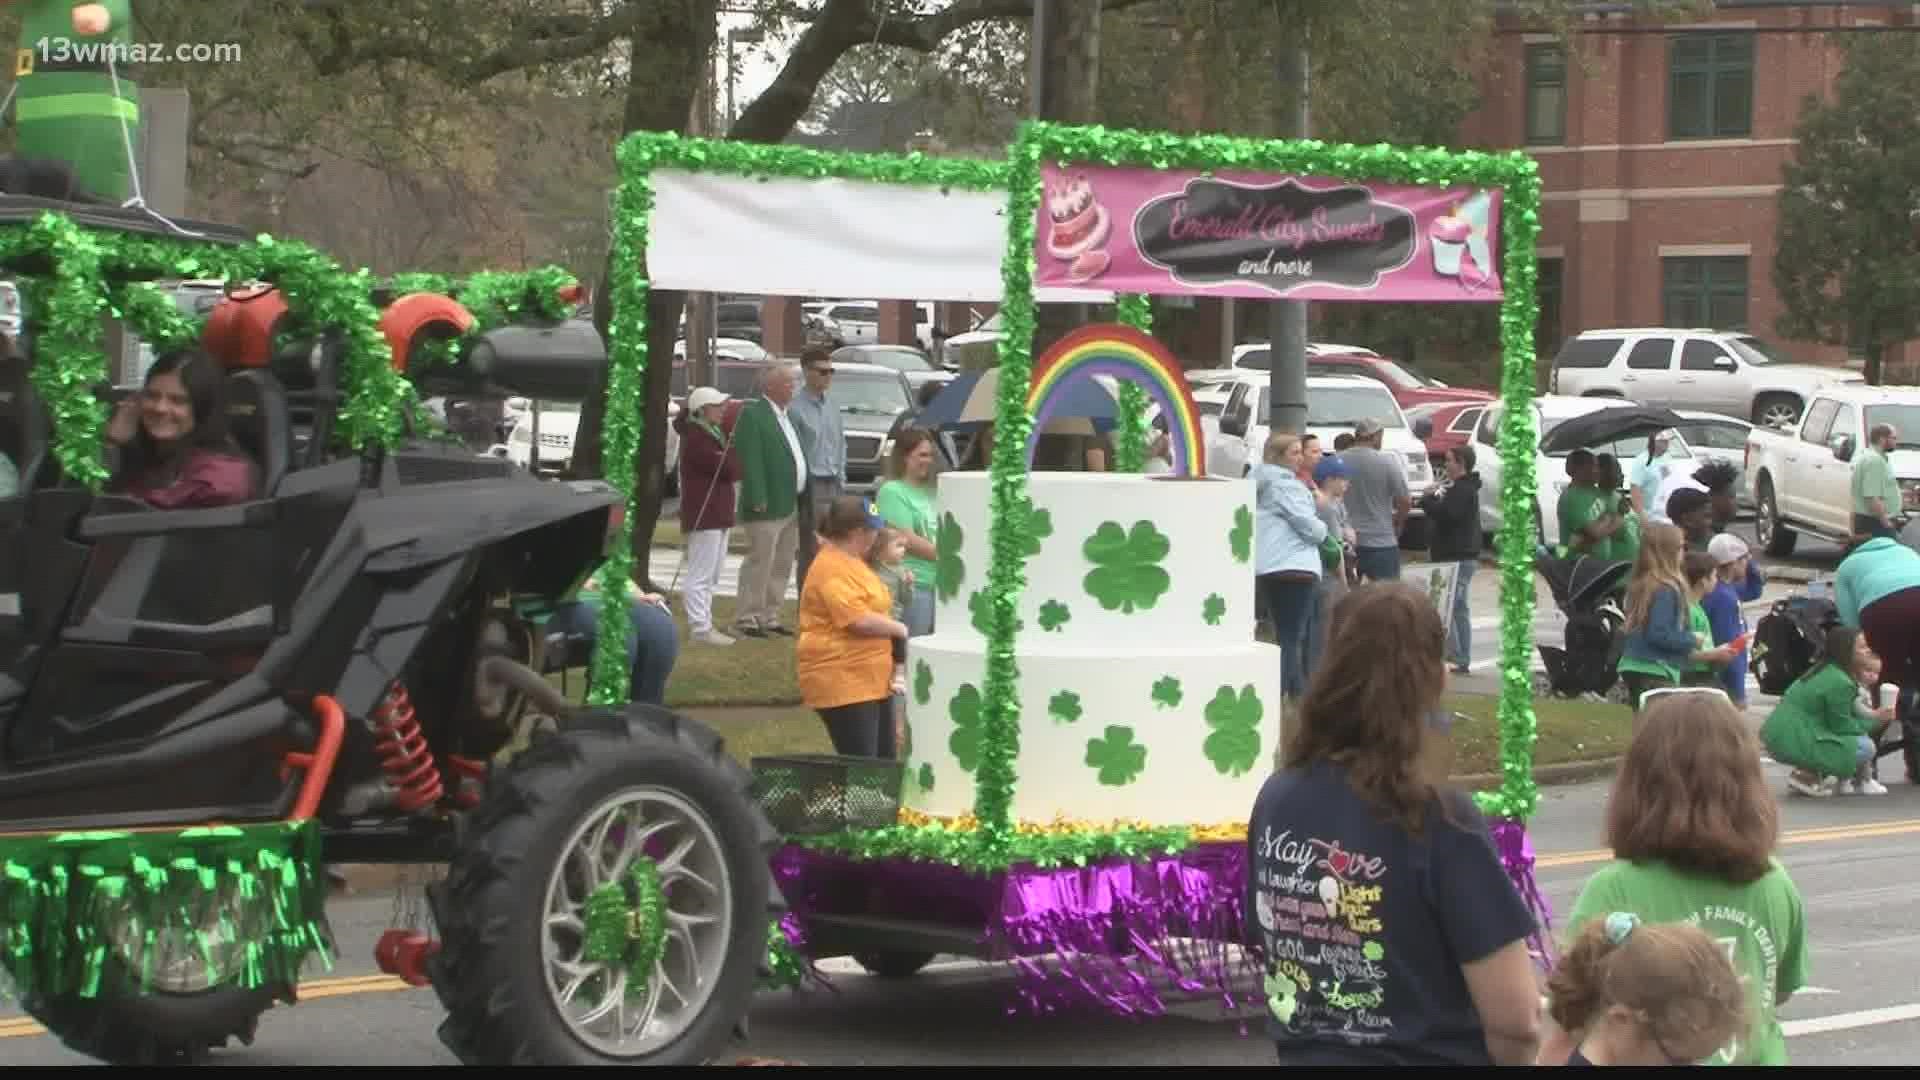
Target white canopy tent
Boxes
[644,170,1114,305]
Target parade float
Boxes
[619,119,1552,1018]
[0,84,1550,1063]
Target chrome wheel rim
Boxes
[540,787,733,1058]
[101,880,254,994]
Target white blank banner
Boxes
[644,169,1112,304]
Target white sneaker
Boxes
[692,629,735,646]
[1850,777,1889,796]
[1787,773,1833,798]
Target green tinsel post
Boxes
[1112,294,1154,473]
[0,821,332,1003]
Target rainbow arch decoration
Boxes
[1025,322,1207,477]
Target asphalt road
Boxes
[6,759,1919,1066]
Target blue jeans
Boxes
[1447,560,1475,669]
[902,585,935,637]
[547,596,681,706]
[1857,734,1877,766]
[1258,572,1318,699]
[1354,545,1401,582]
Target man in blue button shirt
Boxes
[787,345,846,587]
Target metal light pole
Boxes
[1267,41,1310,435]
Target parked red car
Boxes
[1406,400,1487,466]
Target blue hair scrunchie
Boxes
[1604,911,1641,945]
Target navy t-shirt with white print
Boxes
[1245,759,1539,1065]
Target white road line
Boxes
[1795,986,1840,995]
[1783,1002,1920,1038]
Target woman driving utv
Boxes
[103,348,257,509]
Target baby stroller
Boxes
[1750,594,1840,697]
[1536,551,1633,697]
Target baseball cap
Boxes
[1707,533,1750,565]
[1313,456,1351,484]
[1353,418,1385,438]
[686,386,728,412]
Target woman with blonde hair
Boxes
[1248,583,1543,1065]
[1543,688,1809,1066]
[1252,431,1327,702]
[1615,523,1733,715]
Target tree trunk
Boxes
[1865,341,1885,387]
[573,0,717,590]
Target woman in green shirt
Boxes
[1542,689,1810,1067]
[1761,625,1895,798]
[874,429,941,636]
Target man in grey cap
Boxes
[1339,417,1411,581]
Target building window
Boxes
[1662,256,1749,330]
[1525,44,1566,145]
[1669,32,1753,140]
[1536,257,1563,360]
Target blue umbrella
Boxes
[915,367,1117,433]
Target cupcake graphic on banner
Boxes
[1429,190,1495,292]
[1045,171,1113,283]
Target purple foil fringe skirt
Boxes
[768,822,1554,1020]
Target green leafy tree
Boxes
[1085,725,1147,786]
[1203,684,1264,777]
[948,683,982,773]
[1082,520,1172,613]
[1151,676,1183,709]
[1774,32,1920,386]
[936,511,967,600]
[1038,599,1071,632]
[1049,690,1083,724]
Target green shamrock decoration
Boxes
[935,512,966,601]
[918,762,935,791]
[1085,725,1148,786]
[1202,593,1226,626]
[1265,971,1299,1024]
[948,683,983,772]
[1151,676,1183,709]
[914,659,933,705]
[970,588,1026,636]
[1082,520,1172,614]
[1203,684,1265,777]
[580,857,669,1000]
[1038,599,1071,632]
[1021,504,1054,557]
[1362,940,1385,962]
[1049,689,1083,724]
[1229,505,1253,563]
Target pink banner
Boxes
[1034,163,1503,303]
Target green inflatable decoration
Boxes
[10,0,140,203]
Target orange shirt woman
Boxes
[797,496,909,757]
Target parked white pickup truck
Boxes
[1744,384,1920,555]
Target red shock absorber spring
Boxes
[369,683,444,813]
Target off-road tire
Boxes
[21,964,287,1065]
[425,702,782,1066]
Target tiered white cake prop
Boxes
[902,471,1281,828]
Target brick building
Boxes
[1459,0,1915,368]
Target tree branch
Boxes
[302,2,653,84]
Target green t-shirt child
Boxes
[1566,856,1809,1066]
[1688,601,1714,675]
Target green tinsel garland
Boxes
[791,818,1195,874]
[1111,294,1154,473]
[0,213,412,489]
[0,821,332,1002]
[386,266,579,369]
[579,858,667,1000]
